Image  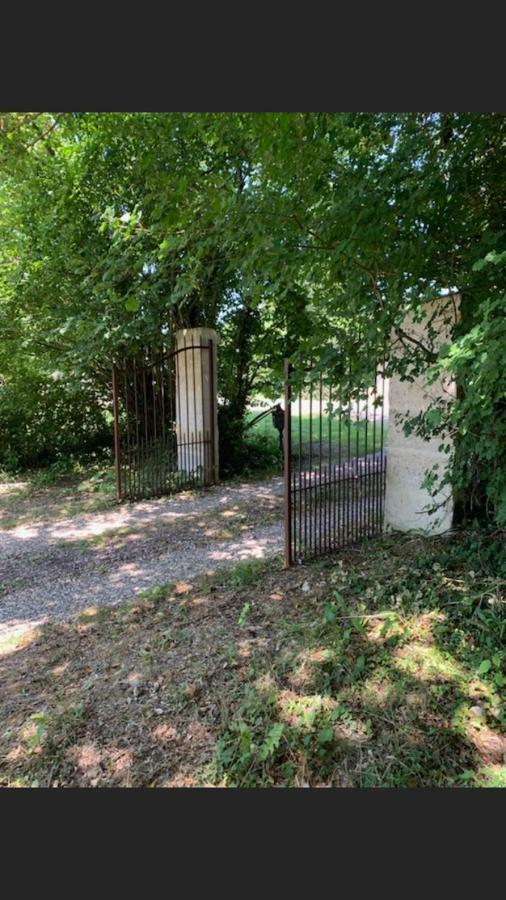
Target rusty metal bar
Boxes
[191,343,197,487]
[327,384,332,553]
[308,371,313,558]
[175,339,183,489]
[122,363,130,500]
[199,336,207,486]
[167,347,175,489]
[112,366,122,502]
[208,337,217,484]
[355,390,360,543]
[372,367,378,533]
[183,332,190,486]
[379,363,386,530]
[364,383,370,537]
[297,387,301,561]
[300,388,305,560]
[284,359,292,568]
[151,356,158,496]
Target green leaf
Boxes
[238,602,252,626]
[426,409,442,429]
[124,297,140,312]
[324,603,337,623]
[258,723,285,760]
[485,250,506,266]
[472,250,506,270]
[478,659,492,675]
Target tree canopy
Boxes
[1,112,504,520]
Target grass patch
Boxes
[225,558,273,590]
[245,411,388,460]
[138,584,174,603]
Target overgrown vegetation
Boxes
[1,113,504,514]
[1,532,504,788]
[210,532,506,787]
[0,112,505,789]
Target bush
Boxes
[218,406,282,478]
[243,429,281,475]
[0,369,112,471]
[217,408,245,477]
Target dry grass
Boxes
[0,557,299,787]
[1,532,504,788]
[0,473,116,530]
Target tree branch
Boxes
[394,326,437,362]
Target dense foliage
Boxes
[0,113,504,519]
[210,531,506,788]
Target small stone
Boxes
[470,705,485,718]
[155,707,163,715]
[301,582,310,593]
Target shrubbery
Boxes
[0,369,111,471]
[218,406,281,478]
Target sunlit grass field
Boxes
[245,411,388,458]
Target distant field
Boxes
[245,411,388,459]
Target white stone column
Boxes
[175,327,219,484]
[384,295,459,534]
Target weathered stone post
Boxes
[175,327,219,484]
[384,295,459,534]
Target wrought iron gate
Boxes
[284,359,387,566]
[112,336,217,502]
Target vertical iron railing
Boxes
[284,360,387,565]
[111,365,122,502]
[112,337,217,502]
[208,336,217,485]
[284,359,292,568]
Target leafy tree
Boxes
[241,113,506,522]
[1,112,505,522]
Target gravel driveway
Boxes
[0,478,284,643]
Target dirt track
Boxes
[0,478,284,643]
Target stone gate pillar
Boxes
[175,327,219,484]
[384,295,459,534]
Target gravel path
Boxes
[0,478,284,642]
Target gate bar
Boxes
[209,337,217,484]
[284,359,292,568]
[112,366,122,502]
